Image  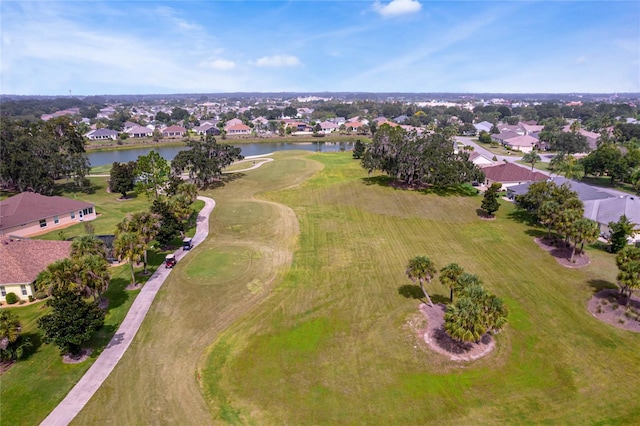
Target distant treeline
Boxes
[0,97,106,121]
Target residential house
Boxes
[482,162,547,190]
[126,125,153,138]
[0,192,97,238]
[584,195,640,243]
[193,124,221,136]
[0,238,72,302]
[502,134,540,153]
[225,123,251,135]
[468,151,495,168]
[473,121,493,133]
[507,176,617,202]
[225,118,243,127]
[394,115,409,124]
[123,121,139,132]
[162,125,187,137]
[319,121,339,134]
[86,128,119,141]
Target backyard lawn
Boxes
[72,151,639,424]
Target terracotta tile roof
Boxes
[0,193,94,232]
[0,238,72,284]
[483,162,547,183]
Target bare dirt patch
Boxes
[587,289,640,333]
[534,237,590,268]
[62,348,92,364]
[419,303,495,361]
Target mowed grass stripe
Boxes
[204,152,640,424]
[73,151,318,424]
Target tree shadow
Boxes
[362,175,393,187]
[507,209,537,226]
[16,332,42,361]
[397,285,449,305]
[524,228,548,239]
[587,279,617,293]
[398,284,423,299]
[103,277,130,311]
[201,172,245,190]
[53,180,100,195]
[431,294,450,305]
[421,185,480,197]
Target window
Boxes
[88,207,94,214]
[39,219,47,228]
[0,287,5,297]
[71,211,75,219]
[54,215,59,224]
[20,285,27,296]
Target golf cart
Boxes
[165,253,176,269]
[182,237,193,251]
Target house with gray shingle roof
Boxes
[86,128,118,140]
[584,195,640,243]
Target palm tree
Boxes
[455,273,483,296]
[77,254,111,301]
[569,218,600,262]
[0,310,22,350]
[539,200,561,239]
[616,247,640,306]
[129,212,160,274]
[71,235,106,260]
[522,149,541,171]
[36,258,84,296]
[114,232,144,286]
[558,155,585,180]
[444,297,485,343]
[405,256,437,307]
[439,263,464,302]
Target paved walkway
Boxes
[40,196,216,426]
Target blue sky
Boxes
[1,1,638,95]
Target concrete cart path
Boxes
[40,196,216,426]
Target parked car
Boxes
[165,253,176,268]
[182,237,193,251]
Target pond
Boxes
[87,141,354,167]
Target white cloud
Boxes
[252,55,301,67]
[201,59,236,70]
[373,0,422,17]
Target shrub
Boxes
[35,291,48,300]
[5,293,19,305]
[18,300,26,305]
[28,295,34,302]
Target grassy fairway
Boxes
[73,151,639,424]
[201,153,639,424]
[73,151,321,424]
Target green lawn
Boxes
[73,151,640,424]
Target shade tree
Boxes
[109,161,137,199]
[481,183,501,217]
[171,135,243,188]
[37,290,105,356]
